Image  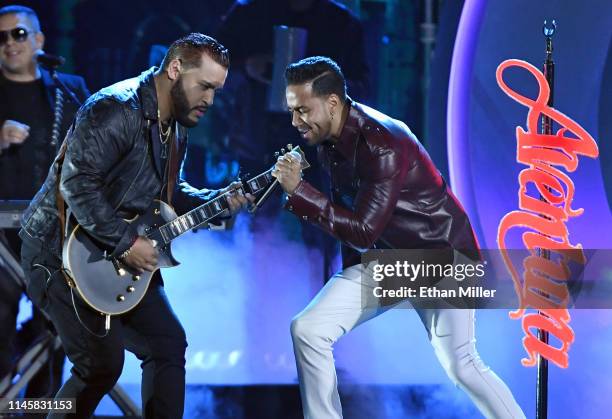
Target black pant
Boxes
[20,235,187,419]
[0,229,64,398]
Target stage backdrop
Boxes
[444,0,612,418]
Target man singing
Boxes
[20,33,251,418]
[273,56,525,419]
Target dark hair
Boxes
[0,5,41,31]
[285,56,347,100]
[161,33,229,71]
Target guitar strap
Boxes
[156,120,180,206]
[165,123,179,204]
[54,137,76,288]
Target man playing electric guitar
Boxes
[19,33,252,418]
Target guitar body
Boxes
[60,145,309,316]
[62,200,179,315]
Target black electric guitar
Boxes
[62,145,309,316]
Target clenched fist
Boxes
[1,120,30,151]
[272,153,302,194]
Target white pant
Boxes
[290,263,526,419]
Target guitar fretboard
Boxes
[157,169,275,243]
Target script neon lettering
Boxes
[495,59,598,368]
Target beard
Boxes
[170,75,199,128]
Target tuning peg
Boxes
[274,151,280,158]
[281,148,286,154]
[287,144,293,150]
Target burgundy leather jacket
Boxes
[286,100,480,268]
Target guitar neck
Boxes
[157,168,275,243]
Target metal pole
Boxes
[536,19,556,419]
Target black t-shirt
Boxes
[0,74,55,200]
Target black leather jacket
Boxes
[20,67,220,258]
[286,100,480,268]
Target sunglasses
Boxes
[0,27,30,46]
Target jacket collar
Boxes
[40,68,55,107]
[137,66,159,121]
[0,67,54,90]
[329,98,362,160]
[138,67,165,179]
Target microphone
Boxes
[288,148,303,164]
[36,51,66,69]
[249,147,303,214]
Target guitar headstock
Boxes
[274,144,311,170]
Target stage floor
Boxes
[95,383,479,418]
